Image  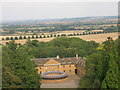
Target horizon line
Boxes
[2,15,117,23]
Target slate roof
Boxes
[31,57,86,66]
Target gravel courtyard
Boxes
[40,75,80,88]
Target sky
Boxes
[1,1,118,22]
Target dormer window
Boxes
[68,60,71,64]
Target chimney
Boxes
[76,54,78,59]
[57,55,60,59]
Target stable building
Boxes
[31,54,86,77]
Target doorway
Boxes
[75,69,77,74]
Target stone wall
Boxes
[35,64,76,75]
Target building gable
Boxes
[44,59,61,66]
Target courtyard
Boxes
[40,75,80,88]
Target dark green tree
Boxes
[36,35,38,38]
[57,35,60,37]
[6,37,9,40]
[28,36,30,39]
[77,33,79,36]
[54,35,56,37]
[15,37,18,40]
[43,36,46,38]
[2,38,4,40]
[19,36,22,39]
[101,38,118,88]
[40,35,42,38]
[32,35,34,39]
[23,36,26,39]
[10,37,14,40]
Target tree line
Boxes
[2,30,117,41]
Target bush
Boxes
[40,36,42,38]
[32,35,34,38]
[19,36,22,39]
[57,35,60,37]
[15,37,18,40]
[43,36,46,38]
[36,35,38,38]
[54,35,56,37]
[28,36,31,39]
[6,37,9,40]
[10,37,14,40]
[2,38,4,40]
[24,36,26,39]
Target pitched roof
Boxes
[31,57,86,66]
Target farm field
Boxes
[44,30,87,35]
[0,32,118,45]
[70,32,118,43]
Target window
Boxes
[40,71,41,74]
[69,70,71,72]
[69,65,71,67]
[40,67,41,69]
[57,66,59,68]
[63,65,65,67]
[63,70,65,72]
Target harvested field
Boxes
[91,30,103,32]
[70,32,118,43]
[0,33,118,45]
[43,30,86,35]
[15,27,55,30]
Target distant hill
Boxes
[3,16,117,25]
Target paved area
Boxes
[40,75,80,88]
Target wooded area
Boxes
[2,36,119,88]
[79,37,119,88]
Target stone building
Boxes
[31,55,86,77]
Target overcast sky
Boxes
[1,2,118,22]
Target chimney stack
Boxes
[76,54,78,59]
[57,55,60,59]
